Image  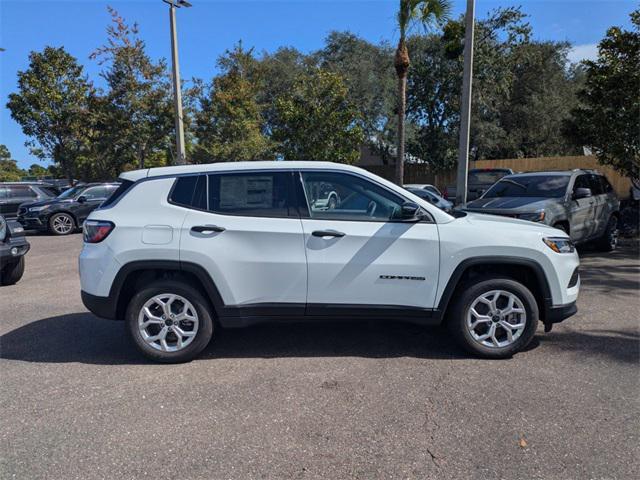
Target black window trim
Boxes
[163,167,435,224]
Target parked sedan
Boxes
[463,170,620,250]
[404,183,442,197]
[0,215,30,285]
[0,182,59,219]
[17,182,119,235]
[405,187,453,213]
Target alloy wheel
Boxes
[138,293,199,352]
[466,289,527,348]
[52,214,74,234]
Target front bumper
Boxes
[17,213,47,230]
[0,238,30,266]
[545,301,577,324]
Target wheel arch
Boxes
[437,257,552,323]
[110,260,224,320]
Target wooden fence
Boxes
[361,156,633,199]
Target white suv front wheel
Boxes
[126,280,214,363]
[448,278,539,358]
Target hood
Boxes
[464,196,555,211]
[463,211,559,234]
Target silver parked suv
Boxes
[463,170,620,251]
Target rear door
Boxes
[298,170,440,313]
[569,174,596,241]
[179,171,307,315]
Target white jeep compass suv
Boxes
[79,162,579,362]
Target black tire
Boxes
[1,256,25,286]
[595,215,618,252]
[126,280,214,363]
[447,277,539,359]
[48,212,76,236]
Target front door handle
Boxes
[191,225,225,233]
[312,229,345,238]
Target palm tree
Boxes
[394,0,451,185]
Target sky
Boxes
[0,0,636,169]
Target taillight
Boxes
[443,187,448,200]
[83,220,114,243]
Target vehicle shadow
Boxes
[0,312,473,365]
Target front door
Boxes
[298,170,440,314]
[179,171,307,316]
[569,174,596,242]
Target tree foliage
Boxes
[273,70,364,163]
[566,9,640,179]
[6,46,92,182]
[90,7,174,171]
[193,44,274,162]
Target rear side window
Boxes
[8,186,37,198]
[208,172,293,217]
[170,175,207,210]
[100,181,133,208]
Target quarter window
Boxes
[300,171,405,221]
[207,172,293,217]
[170,175,207,210]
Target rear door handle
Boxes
[312,229,345,238]
[191,225,225,233]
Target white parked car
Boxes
[79,162,579,362]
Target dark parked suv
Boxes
[0,215,30,285]
[0,182,59,218]
[17,183,119,235]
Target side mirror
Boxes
[399,201,422,220]
[77,195,87,204]
[573,187,592,200]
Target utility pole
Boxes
[455,0,475,205]
[164,0,191,165]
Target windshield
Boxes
[468,170,511,184]
[483,175,570,198]
[57,186,85,199]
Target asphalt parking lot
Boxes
[1,234,639,480]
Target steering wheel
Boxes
[367,200,377,217]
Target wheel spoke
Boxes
[173,326,196,338]
[146,326,168,342]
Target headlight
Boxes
[519,211,545,222]
[29,206,49,212]
[543,237,575,253]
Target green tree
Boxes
[6,46,92,183]
[394,0,451,184]
[90,7,174,170]
[0,145,26,181]
[273,70,364,163]
[27,163,49,177]
[193,44,274,162]
[566,9,640,179]
[316,32,397,163]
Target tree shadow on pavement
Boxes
[0,312,478,364]
[538,328,640,364]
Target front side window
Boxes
[573,174,591,194]
[588,174,604,195]
[300,171,405,221]
[208,172,293,217]
[481,175,570,199]
[82,186,109,200]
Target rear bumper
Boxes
[81,290,118,320]
[545,301,577,324]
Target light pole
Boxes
[163,0,191,165]
[455,0,475,205]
